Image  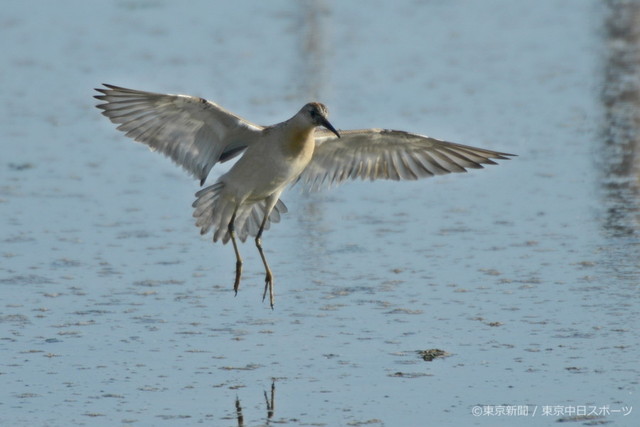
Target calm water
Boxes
[1,1,638,426]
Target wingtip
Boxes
[93,84,116,97]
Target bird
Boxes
[94,84,514,308]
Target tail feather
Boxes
[213,203,236,243]
[192,183,288,244]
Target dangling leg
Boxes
[255,212,275,308]
[228,210,243,296]
[256,194,282,308]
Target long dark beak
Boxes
[321,117,340,138]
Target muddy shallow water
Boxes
[1,1,638,426]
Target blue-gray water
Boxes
[1,1,638,426]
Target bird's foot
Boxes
[233,261,243,296]
[262,270,274,309]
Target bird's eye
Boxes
[309,110,317,118]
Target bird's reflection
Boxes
[264,380,275,420]
[235,396,244,426]
[235,380,275,427]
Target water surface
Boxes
[1,1,638,426]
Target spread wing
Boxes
[298,128,515,190]
[94,84,263,185]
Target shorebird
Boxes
[95,84,514,308]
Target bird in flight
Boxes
[94,84,514,308]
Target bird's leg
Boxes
[228,211,243,296]
[255,214,274,309]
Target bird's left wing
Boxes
[297,128,515,190]
[95,84,263,185]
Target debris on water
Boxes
[8,162,35,171]
[417,349,451,362]
[389,372,433,378]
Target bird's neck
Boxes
[282,123,315,159]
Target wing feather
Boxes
[298,128,514,190]
[95,84,263,185]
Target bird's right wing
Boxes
[95,84,263,185]
[298,128,515,190]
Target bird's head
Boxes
[300,102,340,138]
